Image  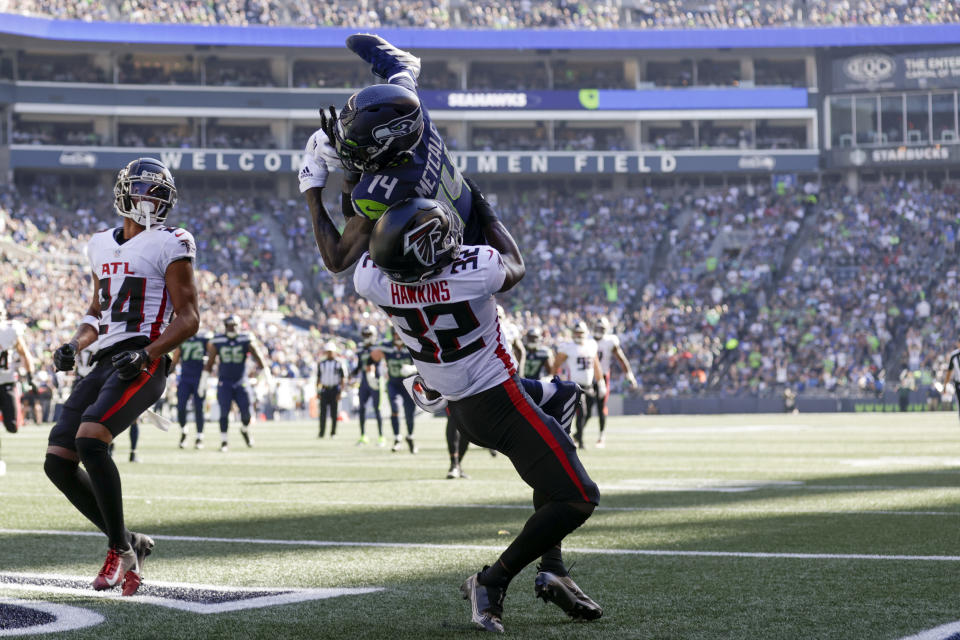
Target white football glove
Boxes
[305,128,343,171]
[402,375,447,413]
[298,153,328,193]
[198,371,209,399]
[596,377,607,399]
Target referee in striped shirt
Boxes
[943,339,960,422]
[317,341,348,438]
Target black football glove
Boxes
[26,373,38,395]
[112,349,150,381]
[53,343,77,371]
[465,177,500,226]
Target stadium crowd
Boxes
[3,174,957,407]
[4,0,960,28]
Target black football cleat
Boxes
[240,426,254,447]
[405,435,418,454]
[460,571,506,633]
[534,570,603,621]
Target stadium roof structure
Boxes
[2,13,960,50]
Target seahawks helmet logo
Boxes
[372,110,423,144]
[403,218,443,266]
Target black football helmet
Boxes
[523,327,543,350]
[114,157,177,228]
[369,198,463,284]
[333,84,424,174]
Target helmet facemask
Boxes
[114,160,177,229]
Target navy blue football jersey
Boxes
[351,74,482,245]
[383,342,414,380]
[354,344,381,379]
[524,346,554,380]
[211,333,252,382]
[178,333,210,381]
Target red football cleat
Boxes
[92,546,137,591]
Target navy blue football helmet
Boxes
[333,84,424,174]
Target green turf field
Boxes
[1,412,959,639]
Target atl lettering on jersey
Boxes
[88,226,196,350]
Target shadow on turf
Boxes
[3,467,957,574]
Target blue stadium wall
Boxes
[2,14,960,50]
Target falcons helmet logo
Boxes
[403,218,443,266]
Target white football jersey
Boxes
[354,245,516,401]
[87,226,196,351]
[558,338,599,386]
[0,320,25,385]
[596,333,621,376]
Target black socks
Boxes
[481,501,595,589]
[44,453,107,533]
[75,438,129,549]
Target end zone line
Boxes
[1,528,958,562]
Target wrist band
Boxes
[80,315,100,331]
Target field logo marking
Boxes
[0,572,382,614]
[898,620,960,640]
[0,598,104,636]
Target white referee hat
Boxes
[322,341,338,353]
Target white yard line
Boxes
[1,491,957,516]
[1,528,958,562]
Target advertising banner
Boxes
[831,48,960,92]
[826,143,957,168]
[11,147,820,175]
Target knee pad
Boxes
[44,453,78,485]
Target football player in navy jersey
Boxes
[523,328,555,381]
[371,331,418,453]
[353,325,384,446]
[204,316,272,452]
[355,190,601,632]
[170,330,211,449]
[300,34,485,275]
